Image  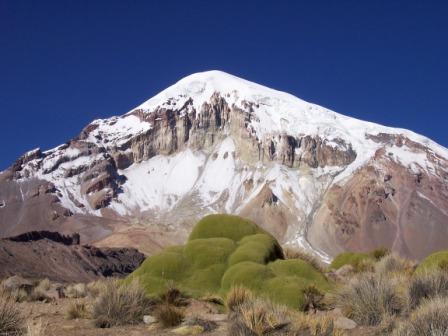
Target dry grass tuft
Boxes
[86,280,108,298]
[226,286,254,313]
[371,247,391,261]
[66,300,89,320]
[375,254,415,276]
[302,284,326,312]
[27,279,53,302]
[283,247,327,273]
[228,297,289,336]
[0,287,24,336]
[92,279,152,328]
[408,270,448,309]
[25,318,47,336]
[393,297,448,336]
[154,303,184,328]
[335,272,404,326]
[65,283,88,299]
[290,313,341,336]
[159,283,187,307]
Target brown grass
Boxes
[226,286,254,313]
[159,283,187,307]
[393,297,448,336]
[371,247,391,261]
[0,287,24,335]
[335,273,404,326]
[92,279,152,328]
[66,300,89,320]
[25,318,47,336]
[289,313,343,336]
[302,284,326,312]
[228,297,289,336]
[375,254,415,276]
[407,270,448,310]
[65,283,88,299]
[153,303,184,328]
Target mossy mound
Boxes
[128,214,330,309]
[415,250,448,274]
[331,252,373,270]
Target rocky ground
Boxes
[22,298,228,336]
[21,296,374,336]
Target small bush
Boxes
[159,283,187,306]
[86,280,108,298]
[154,303,184,328]
[228,297,289,336]
[66,300,89,320]
[375,254,414,275]
[226,286,254,313]
[283,247,327,273]
[408,270,448,309]
[371,247,391,261]
[331,252,373,271]
[65,283,88,298]
[335,273,404,326]
[302,285,325,312]
[0,288,24,335]
[92,279,152,328]
[27,279,53,302]
[393,297,448,336]
[289,313,339,336]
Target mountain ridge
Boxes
[1,70,447,261]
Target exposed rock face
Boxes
[0,231,145,282]
[308,141,448,260]
[1,70,447,261]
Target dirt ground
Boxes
[20,297,379,336]
[21,298,228,336]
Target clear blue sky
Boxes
[1,0,447,170]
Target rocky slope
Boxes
[1,70,447,261]
[0,231,145,282]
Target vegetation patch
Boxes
[128,214,330,309]
[330,251,374,271]
[415,250,448,274]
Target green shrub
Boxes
[415,250,448,274]
[128,214,329,309]
[189,214,264,241]
[393,297,448,336]
[283,247,327,273]
[331,252,373,271]
[336,273,404,326]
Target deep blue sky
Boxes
[1,1,447,170]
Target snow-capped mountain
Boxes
[1,70,447,260]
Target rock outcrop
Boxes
[0,231,145,282]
